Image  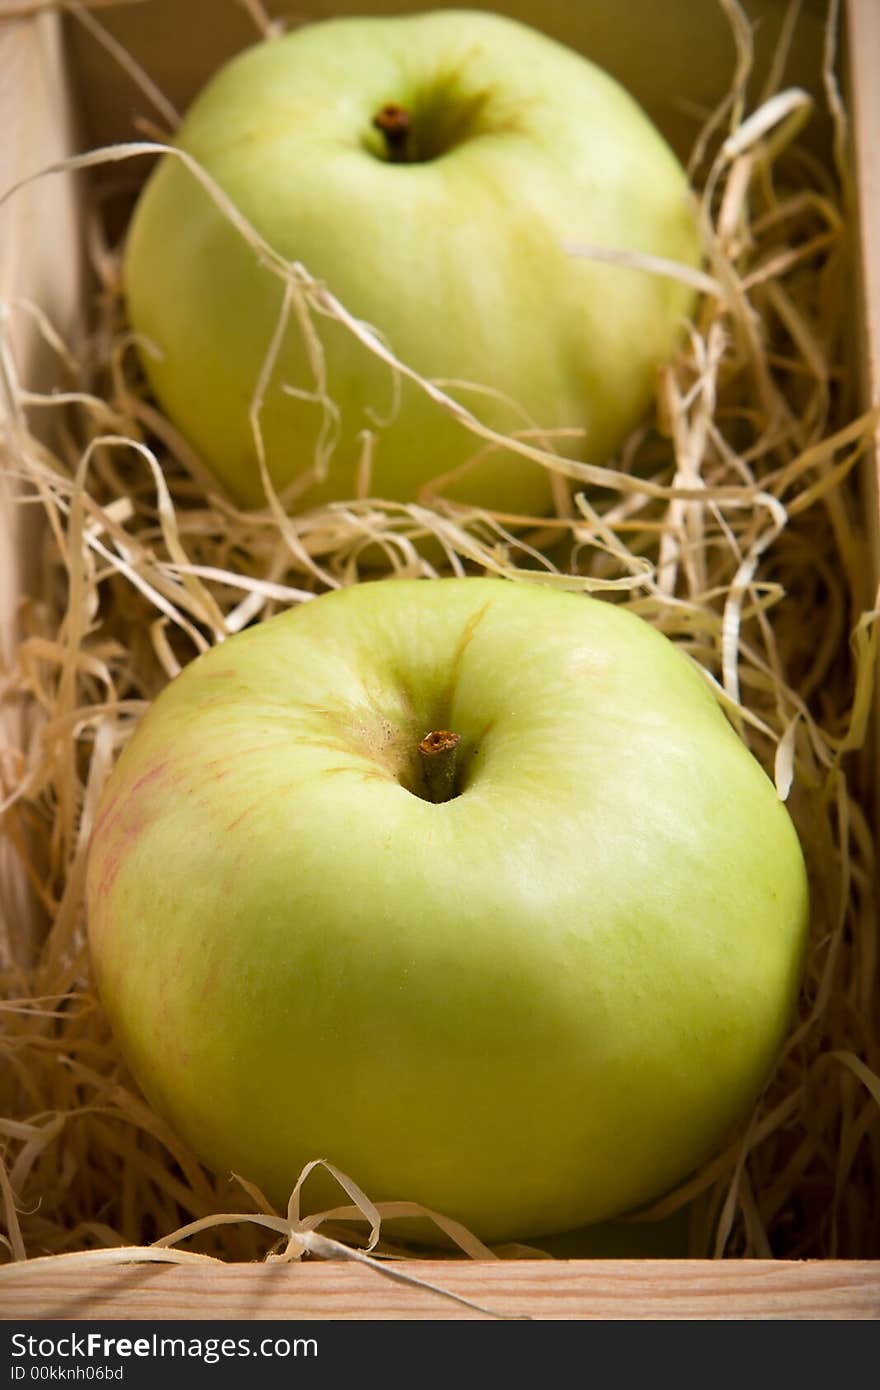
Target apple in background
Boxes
[86,578,808,1243]
[123,8,700,513]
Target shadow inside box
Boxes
[530,1207,691,1260]
[390,1206,692,1260]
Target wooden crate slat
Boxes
[1,1258,879,1320]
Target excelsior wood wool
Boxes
[1,0,879,1317]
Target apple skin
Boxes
[123,9,700,512]
[86,578,808,1243]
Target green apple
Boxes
[86,578,808,1243]
[124,8,700,513]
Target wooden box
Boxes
[1,0,879,1318]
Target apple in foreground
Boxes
[86,578,808,1242]
[124,9,700,513]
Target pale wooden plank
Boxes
[0,7,82,960]
[846,0,880,840]
[1,1259,879,1321]
[848,0,880,421]
[847,0,880,492]
[0,5,83,624]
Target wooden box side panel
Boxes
[0,10,83,957]
[1,1256,879,1320]
[848,0,880,551]
[846,0,880,862]
[65,0,832,164]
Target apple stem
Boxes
[418,729,461,804]
[373,103,412,163]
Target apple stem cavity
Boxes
[418,729,462,804]
[373,103,413,163]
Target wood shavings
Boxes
[1,0,878,1266]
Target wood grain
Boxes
[848,0,880,554]
[846,0,880,902]
[1,1258,879,1321]
[849,0,880,418]
[0,5,82,962]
